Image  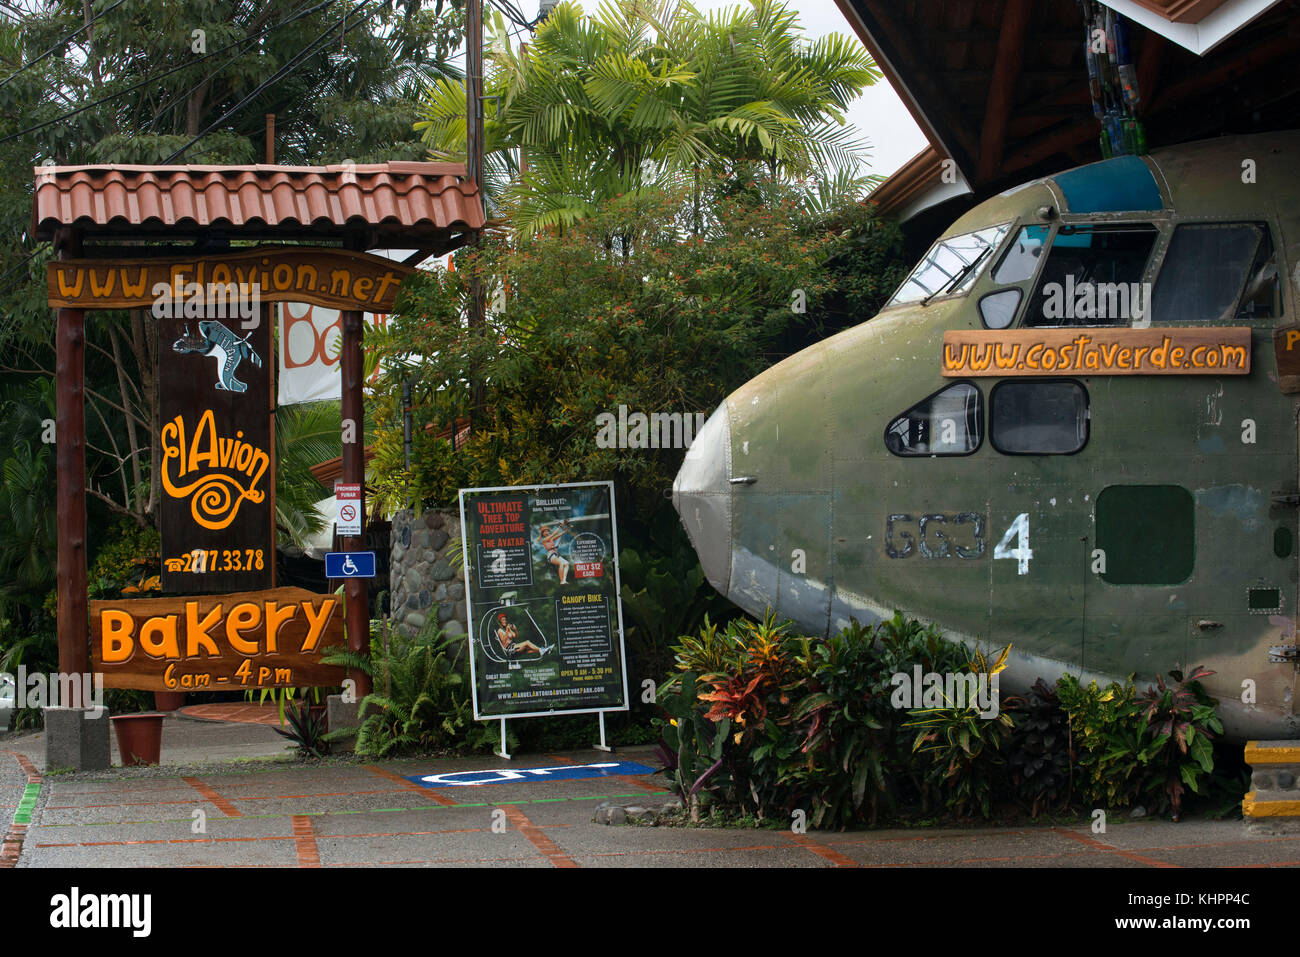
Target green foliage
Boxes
[1134,666,1222,820]
[654,611,1233,828]
[105,689,153,716]
[321,619,480,758]
[1005,678,1072,818]
[652,670,732,813]
[87,518,161,598]
[418,0,883,229]
[369,182,858,524]
[903,645,1015,820]
[274,401,340,548]
[1056,673,1147,809]
[783,622,888,828]
[272,700,331,759]
[618,540,728,682]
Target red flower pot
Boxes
[153,691,185,712]
[111,713,164,766]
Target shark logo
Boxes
[173,320,263,393]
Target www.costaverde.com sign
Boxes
[941,327,1252,377]
[47,245,414,313]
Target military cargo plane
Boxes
[673,132,1300,738]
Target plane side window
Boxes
[884,382,983,456]
[1022,224,1159,327]
[1151,223,1273,324]
[1096,485,1195,585]
[990,380,1088,455]
[992,224,1050,284]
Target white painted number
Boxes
[994,513,1032,575]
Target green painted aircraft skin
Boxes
[674,132,1300,739]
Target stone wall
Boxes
[389,508,467,638]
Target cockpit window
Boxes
[1151,223,1277,324]
[1023,223,1158,327]
[885,382,983,456]
[993,225,1049,284]
[888,224,1012,306]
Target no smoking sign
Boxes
[335,482,362,536]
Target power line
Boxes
[163,0,382,163]
[0,0,338,147]
[141,0,338,134]
[0,0,128,91]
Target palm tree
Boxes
[275,401,341,548]
[416,0,883,233]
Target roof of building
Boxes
[840,0,1300,225]
[32,161,484,249]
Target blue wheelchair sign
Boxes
[325,551,376,578]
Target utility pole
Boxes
[466,0,486,432]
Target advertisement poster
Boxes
[459,482,629,720]
[158,306,274,593]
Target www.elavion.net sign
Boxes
[47,245,414,313]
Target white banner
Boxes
[278,302,391,406]
[277,251,450,407]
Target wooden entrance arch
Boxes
[32,162,483,710]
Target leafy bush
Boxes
[1056,673,1147,809]
[903,645,1014,820]
[784,621,890,828]
[273,700,330,759]
[653,612,1232,829]
[1135,666,1222,820]
[322,619,484,758]
[1005,678,1072,818]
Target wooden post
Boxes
[266,114,275,164]
[466,0,486,429]
[54,227,89,705]
[341,237,371,697]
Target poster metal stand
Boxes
[594,711,612,752]
[496,717,511,760]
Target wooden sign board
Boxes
[90,587,346,691]
[47,246,413,313]
[1273,324,1300,393]
[941,327,1252,377]
[158,299,273,593]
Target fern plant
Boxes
[322,618,477,758]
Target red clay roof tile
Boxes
[32,162,484,245]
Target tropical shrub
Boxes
[784,621,891,828]
[1056,673,1147,809]
[903,645,1015,820]
[322,619,484,758]
[1005,678,1072,818]
[1135,666,1222,820]
[652,670,733,818]
[273,700,330,759]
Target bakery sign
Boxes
[90,587,346,691]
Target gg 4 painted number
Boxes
[994,513,1032,575]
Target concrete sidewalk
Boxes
[0,714,1294,868]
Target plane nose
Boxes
[673,402,732,593]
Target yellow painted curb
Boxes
[1242,791,1300,817]
[1244,741,1300,765]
